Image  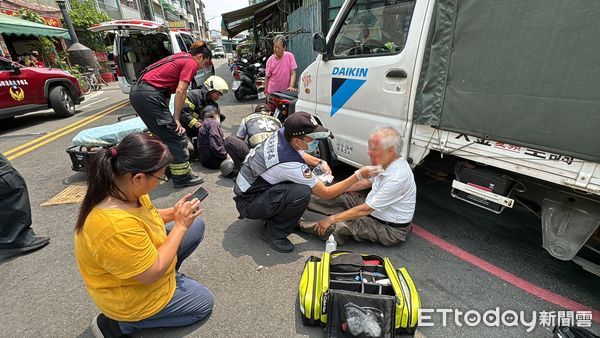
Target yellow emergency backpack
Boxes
[299,250,420,336]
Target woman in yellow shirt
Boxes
[74,133,213,337]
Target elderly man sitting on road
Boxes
[299,127,416,246]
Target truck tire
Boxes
[49,85,75,118]
[316,139,334,165]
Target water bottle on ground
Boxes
[325,234,337,253]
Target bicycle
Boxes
[80,67,101,95]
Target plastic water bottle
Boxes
[325,234,337,253]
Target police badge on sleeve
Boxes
[302,164,313,179]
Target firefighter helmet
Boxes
[204,75,229,95]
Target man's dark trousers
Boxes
[0,154,36,246]
[223,136,249,171]
[130,82,192,179]
[235,183,311,240]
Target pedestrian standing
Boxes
[264,35,298,96]
[129,40,212,188]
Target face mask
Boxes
[301,139,319,153]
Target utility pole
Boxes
[56,0,96,69]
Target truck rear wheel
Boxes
[49,86,75,118]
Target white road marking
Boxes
[78,97,109,110]
[86,91,104,100]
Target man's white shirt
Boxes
[366,158,417,224]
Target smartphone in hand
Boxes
[191,186,209,202]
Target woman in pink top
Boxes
[265,35,298,95]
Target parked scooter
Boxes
[233,62,266,101]
[268,90,298,123]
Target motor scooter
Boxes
[268,90,298,123]
[233,63,265,101]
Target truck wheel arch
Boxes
[311,114,337,164]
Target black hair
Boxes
[189,40,212,59]
[75,133,172,232]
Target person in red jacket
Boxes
[31,51,45,68]
[130,40,212,188]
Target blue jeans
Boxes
[118,217,214,334]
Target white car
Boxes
[213,48,226,59]
[89,20,213,93]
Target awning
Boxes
[0,12,70,39]
[221,0,279,38]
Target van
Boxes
[89,20,214,94]
[297,0,600,274]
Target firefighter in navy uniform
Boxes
[129,40,211,188]
[179,75,229,140]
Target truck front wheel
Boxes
[49,86,75,118]
[316,139,334,165]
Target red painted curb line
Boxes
[412,224,600,324]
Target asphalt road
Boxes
[0,59,598,338]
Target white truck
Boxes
[296,0,600,275]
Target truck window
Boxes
[331,0,415,58]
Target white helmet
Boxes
[204,75,229,95]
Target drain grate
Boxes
[41,185,87,206]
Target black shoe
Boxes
[172,174,204,188]
[259,229,294,253]
[0,236,50,256]
[91,314,130,338]
[298,221,335,241]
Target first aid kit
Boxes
[299,250,420,337]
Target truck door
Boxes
[313,0,429,167]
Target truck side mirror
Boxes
[313,32,327,54]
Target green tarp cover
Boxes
[0,13,70,39]
[414,0,600,161]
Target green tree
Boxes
[68,0,110,52]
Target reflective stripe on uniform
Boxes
[235,173,252,193]
[248,132,274,147]
[184,98,196,111]
[188,118,198,128]
[169,162,191,175]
